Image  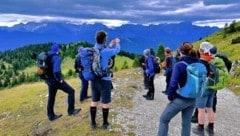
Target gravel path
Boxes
[115,73,240,136]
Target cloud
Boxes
[193,18,240,28]
[0,14,129,27]
[0,0,239,28]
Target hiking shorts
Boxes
[91,79,112,104]
[196,89,216,108]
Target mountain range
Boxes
[0,21,220,54]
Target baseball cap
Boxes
[199,42,213,54]
[143,49,150,56]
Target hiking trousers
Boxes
[79,72,89,101]
[46,80,75,118]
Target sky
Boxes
[0,0,240,28]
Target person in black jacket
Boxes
[45,44,81,121]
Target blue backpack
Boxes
[76,47,108,81]
[177,61,208,98]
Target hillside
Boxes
[0,68,140,135]
[193,21,240,94]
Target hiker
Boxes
[45,44,81,121]
[74,47,91,103]
[157,42,199,136]
[142,49,156,100]
[192,42,217,135]
[140,49,149,89]
[162,47,173,94]
[89,30,121,129]
[192,43,230,135]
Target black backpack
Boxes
[36,52,53,79]
[215,53,232,72]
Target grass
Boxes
[0,67,142,136]
[0,78,116,135]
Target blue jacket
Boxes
[145,55,155,77]
[167,56,199,100]
[48,50,63,82]
[94,43,121,80]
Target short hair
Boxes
[96,30,107,44]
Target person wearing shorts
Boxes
[192,42,216,135]
[89,30,121,129]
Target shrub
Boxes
[231,37,240,44]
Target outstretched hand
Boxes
[110,38,120,47]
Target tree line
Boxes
[0,40,166,90]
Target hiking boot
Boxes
[102,122,110,129]
[68,108,81,116]
[90,122,97,129]
[143,94,148,98]
[80,96,92,103]
[206,125,214,135]
[145,95,154,100]
[162,90,167,95]
[192,126,205,136]
[49,114,62,121]
[191,116,198,123]
[86,96,92,99]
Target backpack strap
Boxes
[177,61,188,89]
[178,61,188,66]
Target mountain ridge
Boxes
[0,21,219,53]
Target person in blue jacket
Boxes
[158,42,199,136]
[89,30,121,129]
[45,44,81,121]
[142,48,155,100]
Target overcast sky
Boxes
[0,0,239,28]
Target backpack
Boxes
[177,61,208,98]
[207,57,230,90]
[76,47,108,81]
[215,53,232,72]
[153,56,161,73]
[36,52,53,79]
[206,63,219,87]
[146,55,161,74]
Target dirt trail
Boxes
[114,72,240,136]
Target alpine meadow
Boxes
[0,21,240,135]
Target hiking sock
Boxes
[208,123,214,129]
[198,124,204,129]
[207,123,214,134]
[90,107,97,125]
[102,108,109,125]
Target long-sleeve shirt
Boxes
[94,43,121,80]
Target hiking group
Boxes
[36,30,120,130]
[36,29,231,134]
[139,42,231,136]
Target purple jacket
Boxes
[145,55,155,77]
